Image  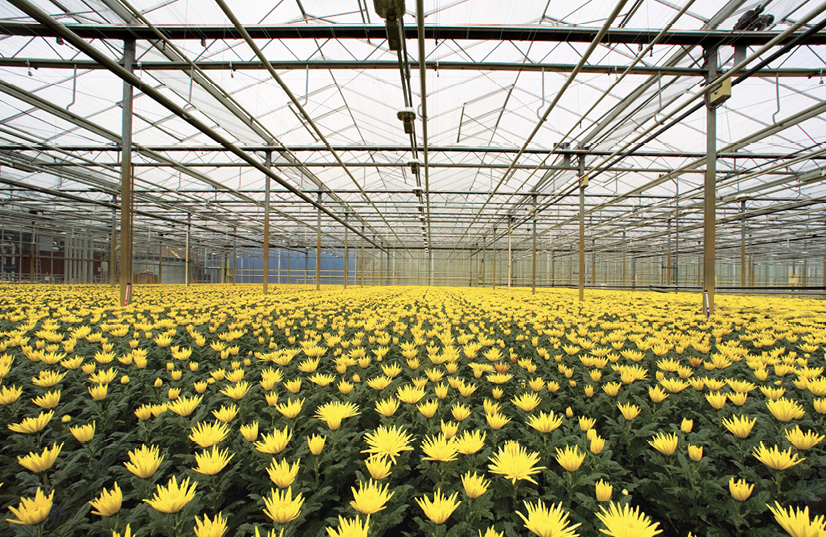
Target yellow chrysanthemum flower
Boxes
[124,444,164,479]
[6,488,54,525]
[70,421,95,443]
[767,502,826,537]
[766,398,806,422]
[511,392,541,412]
[421,434,458,462]
[167,395,203,417]
[555,445,586,472]
[461,471,490,499]
[728,478,753,501]
[144,475,197,514]
[31,390,61,409]
[192,445,234,475]
[596,502,662,537]
[18,442,63,473]
[8,410,53,434]
[415,489,461,525]
[753,442,805,471]
[189,421,230,449]
[722,415,757,439]
[362,425,414,463]
[595,479,613,502]
[219,381,250,400]
[193,513,227,537]
[365,454,392,480]
[784,426,825,451]
[325,515,369,537]
[255,426,292,455]
[307,434,326,455]
[350,480,394,515]
[89,483,122,517]
[266,458,300,488]
[488,442,545,484]
[315,401,360,430]
[262,487,303,524]
[212,404,238,423]
[648,432,678,456]
[517,499,580,537]
[617,403,640,421]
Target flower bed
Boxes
[1,284,825,537]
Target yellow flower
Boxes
[396,384,426,404]
[167,387,181,400]
[375,397,400,417]
[262,487,303,524]
[365,454,392,480]
[455,430,486,455]
[603,382,621,397]
[350,480,394,515]
[784,426,824,450]
[440,420,459,439]
[89,483,122,516]
[307,434,326,455]
[511,392,541,412]
[595,479,613,502]
[555,445,586,472]
[706,392,727,409]
[728,478,753,501]
[421,434,458,462]
[648,386,668,403]
[325,515,369,537]
[193,513,227,537]
[479,527,503,537]
[153,378,163,388]
[767,502,826,537]
[240,422,259,442]
[31,370,67,388]
[315,401,360,430]
[485,412,511,430]
[362,425,414,463]
[415,489,461,525]
[192,445,234,475]
[265,391,279,407]
[461,471,490,499]
[753,442,805,471]
[32,390,61,409]
[0,384,23,405]
[417,399,439,418]
[722,415,756,439]
[113,523,133,537]
[266,458,300,488]
[212,404,238,423]
[688,444,703,462]
[451,403,472,421]
[190,421,230,449]
[596,502,662,537]
[681,419,693,433]
[617,403,640,421]
[527,411,563,434]
[766,398,806,422]
[144,475,197,514]
[255,426,292,454]
[517,499,580,537]
[488,442,545,484]
[8,410,53,434]
[649,432,678,456]
[6,488,53,525]
[219,381,250,400]
[89,383,108,401]
[578,416,596,431]
[167,395,203,417]
[70,421,95,442]
[18,442,63,473]
[124,444,164,479]
[590,436,606,455]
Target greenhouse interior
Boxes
[1,1,826,537]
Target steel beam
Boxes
[2,22,823,46]
[703,46,718,316]
[119,39,134,306]
[263,151,271,294]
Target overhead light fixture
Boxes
[409,159,422,175]
[397,107,416,134]
[374,0,405,51]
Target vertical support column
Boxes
[119,39,135,306]
[304,250,308,285]
[263,150,271,294]
[232,228,237,285]
[185,214,191,287]
[343,213,349,289]
[622,231,626,287]
[360,226,365,287]
[674,180,680,286]
[740,200,746,288]
[578,155,587,302]
[30,225,36,282]
[371,236,376,286]
[591,237,596,286]
[386,248,390,286]
[703,45,718,315]
[666,219,672,285]
[109,195,117,285]
[551,249,555,287]
[158,234,163,284]
[532,193,537,295]
[507,217,513,291]
[379,241,384,286]
[316,192,322,291]
[492,228,497,290]
[469,249,474,287]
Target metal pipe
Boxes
[119,39,134,305]
[316,192,321,291]
[416,0,432,264]
[263,150,271,294]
